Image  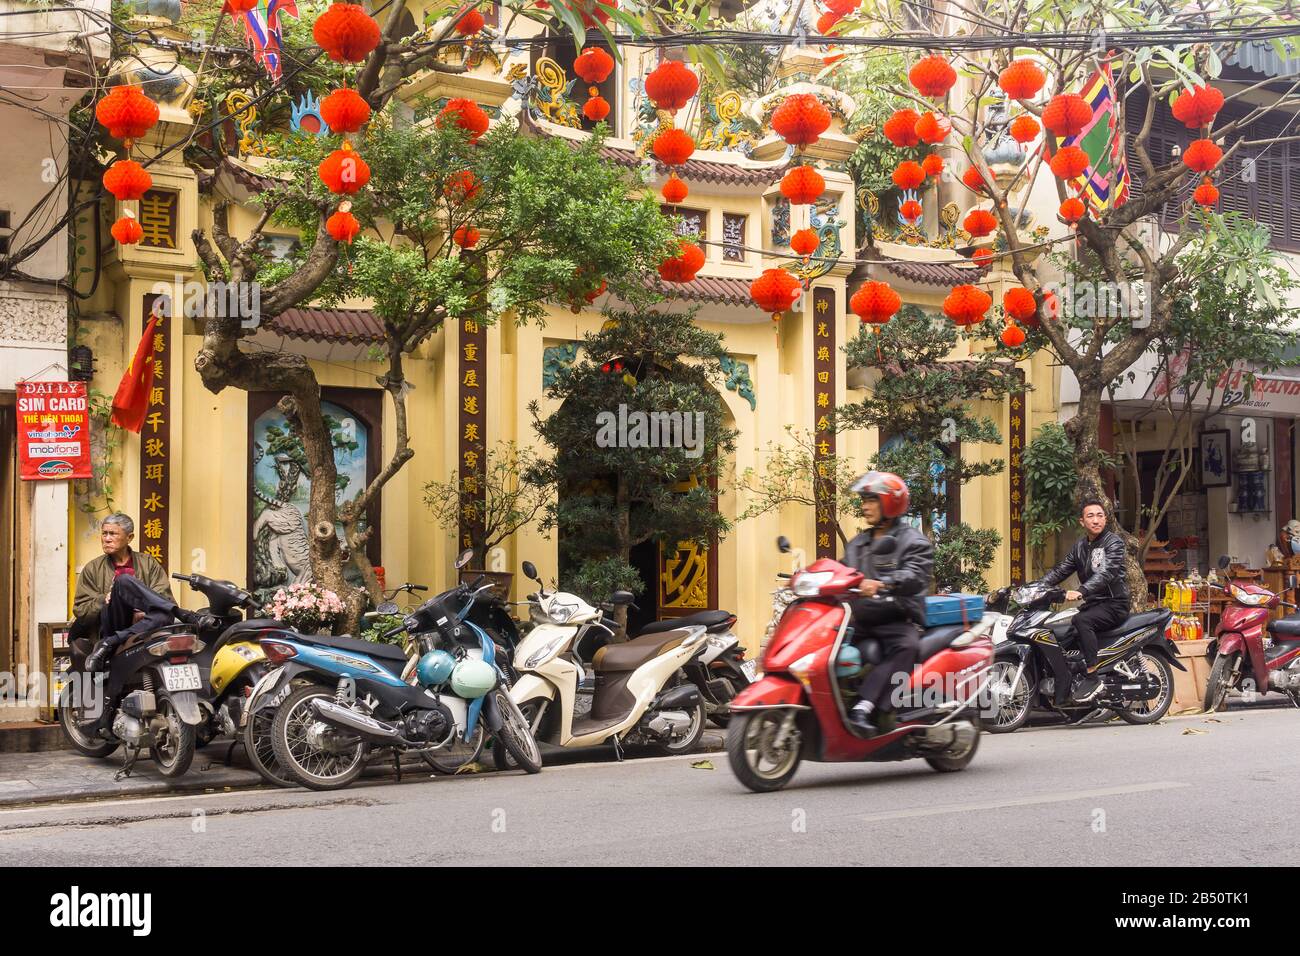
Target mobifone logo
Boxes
[49,886,152,937]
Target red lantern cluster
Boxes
[96,85,159,142]
[851,281,901,327]
[771,93,832,148]
[1041,94,1092,137]
[998,59,1046,100]
[658,239,705,283]
[1183,138,1222,173]
[438,98,491,143]
[319,145,371,195]
[1009,115,1040,144]
[909,55,957,98]
[103,160,152,201]
[652,127,695,167]
[1003,287,1038,322]
[1058,196,1086,225]
[962,165,987,193]
[225,0,259,14]
[963,208,997,238]
[943,284,992,326]
[662,173,688,204]
[645,60,699,113]
[111,212,143,245]
[574,47,615,125]
[1000,322,1027,348]
[922,153,945,178]
[453,224,481,249]
[1194,177,1220,208]
[1049,144,1089,181]
[780,165,825,205]
[584,96,610,121]
[750,268,802,320]
[914,111,950,145]
[320,88,371,134]
[1172,85,1225,129]
[327,207,361,244]
[892,161,926,191]
[883,108,921,147]
[314,2,381,64]
[790,228,820,258]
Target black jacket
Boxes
[1040,528,1130,607]
[842,522,935,625]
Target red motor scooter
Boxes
[1203,557,1300,711]
[725,536,994,793]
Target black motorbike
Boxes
[983,583,1183,732]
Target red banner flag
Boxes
[111,315,158,433]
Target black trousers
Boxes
[850,600,920,713]
[1071,600,1129,668]
[95,575,178,653]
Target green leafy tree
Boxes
[529,306,738,629]
[1022,422,1079,576]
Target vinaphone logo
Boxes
[49,886,151,936]
[37,460,75,477]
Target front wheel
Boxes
[1202,651,1239,713]
[984,659,1033,734]
[423,722,486,775]
[490,690,542,774]
[1116,652,1175,725]
[243,703,296,788]
[149,696,196,778]
[271,685,369,791]
[726,710,802,793]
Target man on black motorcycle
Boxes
[841,471,934,738]
[1033,498,1130,702]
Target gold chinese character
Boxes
[145,438,164,457]
[139,193,176,249]
[1011,415,1021,431]
[462,534,472,548]
[816,462,829,478]
[461,504,478,522]
[463,450,480,471]
[818,532,830,549]
[462,474,480,495]
[463,370,479,388]
[153,332,166,354]
[145,412,164,433]
[143,518,163,539]
[143,545,164,561]
[463,396,479,414]
[1011,527,1021,543]
[816,392,829,408]
[464,319,480,334]
[143,492,164,513]
[463,423,480,442]
[816,346,830,362]
[1011,396,1022,411]
[149,387,165,407]
[817,415,830,431]
[1011,489,1022,505]
[152,359,164,379]
[463,344,479,362]
[817,440,830,456]
[1011,436,1021,449]
[144,463,164,482]
[817,370,829,385]
[817,321,828,338]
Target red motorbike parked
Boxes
[1203,557,1300,711]
[725,537,994,792]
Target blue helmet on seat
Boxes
[416,650,456,688]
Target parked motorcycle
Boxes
[502,560,710,764]
[983,583,1182,733]
[725,536,992,793]
[257,566,541,790]
[1203,556,1300,711]
[60,620,208,779]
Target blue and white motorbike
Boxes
[251,560,542,791]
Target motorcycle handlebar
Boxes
[777,572,792,580]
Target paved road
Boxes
[1,709,1295,866]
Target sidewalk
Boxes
[0,731,726,809]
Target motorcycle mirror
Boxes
[777,536,791,553]
[522,560,540,582]
[609,590,635,606]
[455,548,474,570]
[375,602,399,615]
[1217,554,1230,570]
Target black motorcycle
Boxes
[983,584,1183,732]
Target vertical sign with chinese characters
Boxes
[139,189,179,250]
[139,297,171,568]
[812,287,837,559]
[458,315,487,555]
[1008,371,1026,585]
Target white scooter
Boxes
[499,561,710,766]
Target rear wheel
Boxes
[1116,652,1174,725]
[726,710,802,792]
[985,660,1033,734]
[490,690,542,774]
[655,699,707,755]
[1202,651,1239,713]
[149,696,196,778]
[925,715,981,773]
[271,685,369,791]
[57,679,119,759]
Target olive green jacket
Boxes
[73,550,174,621]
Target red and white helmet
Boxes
[850,470,910,519]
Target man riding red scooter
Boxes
[1204,556,1300,710]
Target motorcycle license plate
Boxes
[741,659,759,682]
[162,664,202,692]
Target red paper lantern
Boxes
[963,208,997,238]
[1049,145,1089,180]
[999,59,1046,100]
[438,98,490,143]
[659,240,705,283]
[1003,287,1038,322]
[1009,115,1040,144]
[645,60,699,113]
[922,153,945,178]
[327,208,361,243]
[454,7,484,35]
[95,85,159,142]
[1000,322,1027,348]
[892,160,926,191]
[943,284,992,325]
[320,88,371,134]
[780,165,825,205]
[909,55,957,98]
[883,108,921,147]
[444,169,481,203]
[224,0,258,13]
[574,47,615,84]
[971,247,994,267]
[1172,85,1225,129]
[111,214,143,245]
[453,224,481,248]
[899,199,923,223]
[825,0,858,14]
[318,146,371,194]
[790,228,820,257]
[1194,177,1220,207]
[1058,196,1086,224]
[102,159,152,201]
[850,281,901,325]
[583,95,611,122]
[585,279,608,304]
[1183,138,1222,173]
[314,3,381,64]
[1041,94,1092,137]
[962,165,988,193]
[771,93,832,148]
[914,111,950,145]
[652,127,695,167]
[750,268,802,318]
[662,174,688,204]
[816,11,841,33]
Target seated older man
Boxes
[72,513,204,673]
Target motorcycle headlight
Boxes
[791,571,833,597]
[524,637,568,669]
[548,602,576,625]
[1230,586,1270,607]
[787,651,818,688]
